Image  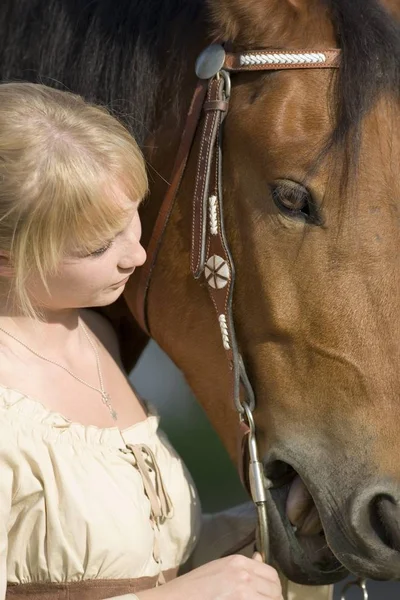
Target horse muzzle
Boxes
[263,459,400,584]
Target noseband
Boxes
[130,41,367,599]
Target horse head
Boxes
[136,0,400,585]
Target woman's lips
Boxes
[111,275,130,287]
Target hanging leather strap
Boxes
[133,79,209,335]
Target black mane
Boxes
[325,0,400,164]
[0,0,398,151]
[0,0,203,146]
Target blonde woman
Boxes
[0,82,286,600]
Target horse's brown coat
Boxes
[114,0,400,585]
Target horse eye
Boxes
[271,180,321,224]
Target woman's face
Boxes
[26,196,146,312]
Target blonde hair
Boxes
[0,82,148,319]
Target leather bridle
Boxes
[131,42,340,562]
[129,44,372,595]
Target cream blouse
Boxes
[0,386,333,600]
[0,386,202,599]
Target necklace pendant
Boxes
[102,391,111,404]
[101,391,118,421]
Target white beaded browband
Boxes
[239,51,328,66]
[221,47,340,72]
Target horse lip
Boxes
[266,488,347,584]
[265,459,400,582]
[263,462,347,585]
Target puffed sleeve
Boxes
[0,438,14,600]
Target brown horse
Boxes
[0,0,400,589]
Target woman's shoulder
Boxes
[80,308,123,367]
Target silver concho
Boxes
[195,44,226,79]
[205,255,230,289]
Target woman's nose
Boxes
[134,241,147,267]
[118,240,146,271]
[119,212,147,269]
[118,238,146,270]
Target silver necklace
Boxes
[0,318,118,421]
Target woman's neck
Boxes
[0,305,88,358]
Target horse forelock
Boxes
[326,0,400,162]
[209,0,400,170]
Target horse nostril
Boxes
[370,494,400,551]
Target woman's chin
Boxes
[88,286,126,307]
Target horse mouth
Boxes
[265,461,347,584]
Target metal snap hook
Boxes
[340,578,368,600]
[241,401,272,564]
[219,69,231,99]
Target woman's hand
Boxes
[136,553,283,600]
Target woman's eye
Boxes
[90,240,113,256]
[271,180,322,225]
